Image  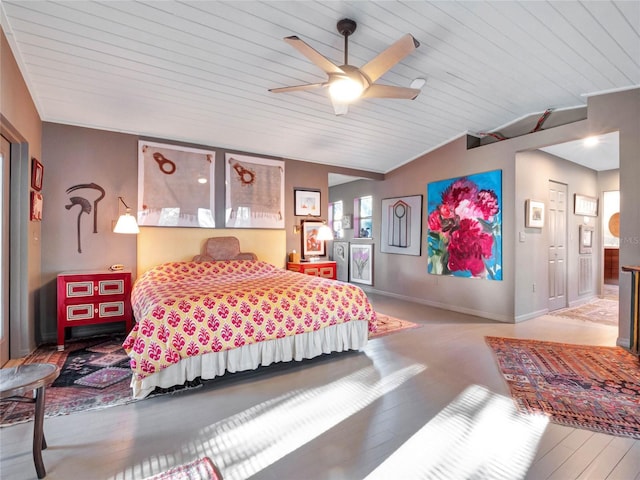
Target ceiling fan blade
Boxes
[362,84,421,100]
[284,36,345,76]
[360,34,420,83]
[269,83,326,93]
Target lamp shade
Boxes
[113,212,139,234]
[317,224,334,241]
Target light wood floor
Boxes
[1,293,638,480]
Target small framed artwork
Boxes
[342,214,352,229]
[525,199,545,228]
[579,225,594,254]
[333,241,349,281]
[30,191,43,221]
[294,189,321,216]
[31,157,43,191]
[574,194,598,217]
[301,220,325,259]
[350,243,373,285]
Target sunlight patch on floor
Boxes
[365,384,548,480]
[114,363,426,480]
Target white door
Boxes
[0,136,10,365]
[548,181,567,311]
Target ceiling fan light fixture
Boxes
[329,77,364,103]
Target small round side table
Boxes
[1,363,60,479]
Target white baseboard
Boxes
[362,287,513,323]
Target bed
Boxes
[123,252,377,399]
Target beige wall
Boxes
[330,88,639,345]
[38,125,376,343]
[1,27,43,355]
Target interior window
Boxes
[329,200,344,239]
[355,195,372,238]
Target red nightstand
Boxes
[57,270,133,351]
[287,261,337,280]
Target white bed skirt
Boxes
[131,320,370,399]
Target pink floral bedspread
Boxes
[123,260,376,382]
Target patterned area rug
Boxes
[486,336,640,439]
[370,314,421,338]
[549,298,619,326]
[1,314,411,426]
[0,336,135,427]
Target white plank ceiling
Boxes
[1,1,638,173]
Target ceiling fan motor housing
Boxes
[337,18,357,37]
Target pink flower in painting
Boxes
[428,173,501,279]
[447,218,493,276]
[442,178,478,207]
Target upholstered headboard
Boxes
[192,236,258,262]
[136,228,286,276]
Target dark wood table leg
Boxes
[33,385,47,479]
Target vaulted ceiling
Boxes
[1,1,638,173]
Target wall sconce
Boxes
[317,223,334,241]
[293,221,334,241]
[113,196,139,234]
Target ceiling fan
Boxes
[269,19,421,115]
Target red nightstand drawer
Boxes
[287,261,337,280]
[57,270,133,350]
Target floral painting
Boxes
[350,244,373,285]
[427,170,502,280]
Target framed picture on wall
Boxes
[525,199,545,228]
[332,241,349,281]
[31,157,43,191]
[579,225,594,254]
[30,191,43,221]
[138,140,215,228]
[381,194,422,255]
[294,189,321,216]
[574,194,598,217]
[301,220,325,259]
[350,243,373,285]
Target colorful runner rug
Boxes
[486,336,640,439]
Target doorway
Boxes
[548,180,568,311]
[1,135,10,365]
